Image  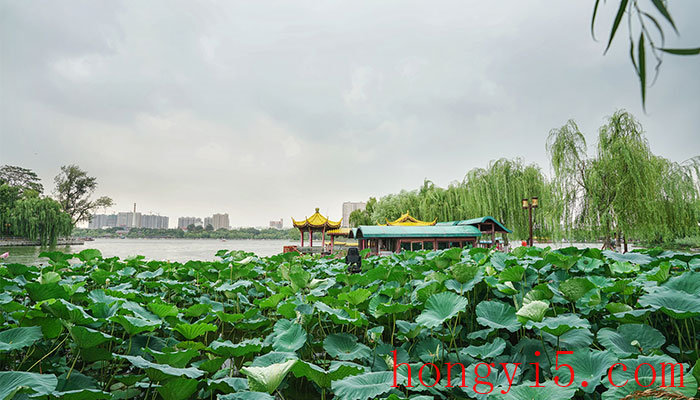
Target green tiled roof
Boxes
[435,216,512,233]
[354,225,482,239]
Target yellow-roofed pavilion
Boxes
[380,211,437,226]
[292,208,342,249]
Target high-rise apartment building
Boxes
[269,219,283,229]
[212,213,230,230]
[90,212,166,229]
[342,201,366,227]
[88,214,115,229]
[140,214,169,229]
[117,212,141,228]
[177,217,199,229]
[204,217,213,228]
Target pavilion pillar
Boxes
[309,228,313,247]
[300,229,304,247]
[331,235,335,252]
[322,227,326,251]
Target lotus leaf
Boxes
[516,300,549,323]
[331,371,397,400]
[596,324,665,356]
[241,359,297,393]
[271,319,307,352]
[0,371,58,400]
[323,333,371,361]
[415,291,468,328]
[475,300,520,332]
[210,339,264,358]
[529,313,590,336]
[114,354,205,381]
[0,326,42,352]
[173,322,217,340]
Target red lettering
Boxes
[418,363,440,387]
[473,363,494,394]
[391,350,413,387]
[635,363,656,388]
[445,362,467,388]
[660,363,685,388]
[500,363,521,394]
[529,361,545,387]
[608,363,628,388]
[553,351,575,387]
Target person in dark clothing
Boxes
[345,247,362,273]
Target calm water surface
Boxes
[1,238,295,265]
[2,238,643,265]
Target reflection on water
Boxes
[0,238,296,265]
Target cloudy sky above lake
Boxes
[1,1,699,227]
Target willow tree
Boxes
[364,159,552,242]
[349,197,377,227]
[547,110,700,249]
[6,194,73,245]
[450,158,553,241]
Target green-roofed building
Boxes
[349,216,510,254]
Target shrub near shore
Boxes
[0,246,698,399]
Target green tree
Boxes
[547,109,700,249]
[0,165,44,194]
[53,165,114,224]
[0,184,22,236]
[348,197,377,227]
[205,224,214,232]
[6,194,73,245]
[362,161,551,242]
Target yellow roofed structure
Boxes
[292,208,342,250]
[292,208,342,230]
[380,211,437,226]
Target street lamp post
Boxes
[522,197,538,247]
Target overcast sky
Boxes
[1,1,698,227]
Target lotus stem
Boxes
[538,332,552,367]
[65,349,80,380]
[26,335,68,372]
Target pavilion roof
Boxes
[435,216,512,233]
[292,208,342,230]
[379,211,436,226]
[353,225,481,239]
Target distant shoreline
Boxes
[0,236,295,247]
[0,238,86,247]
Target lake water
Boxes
[0,238,296,265]
[1,238,642,265]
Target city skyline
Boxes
[88,208,343,229]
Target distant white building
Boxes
[212,213,230,230]
[204,217,213,228]
[178,216,199,229]
[117,212,141,228]
[88,214,117,229]
[140,214,169,229]
[269,219,283,229]
[91,212,166,229]
[342,201,366,227]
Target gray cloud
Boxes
[2,0,698,226]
